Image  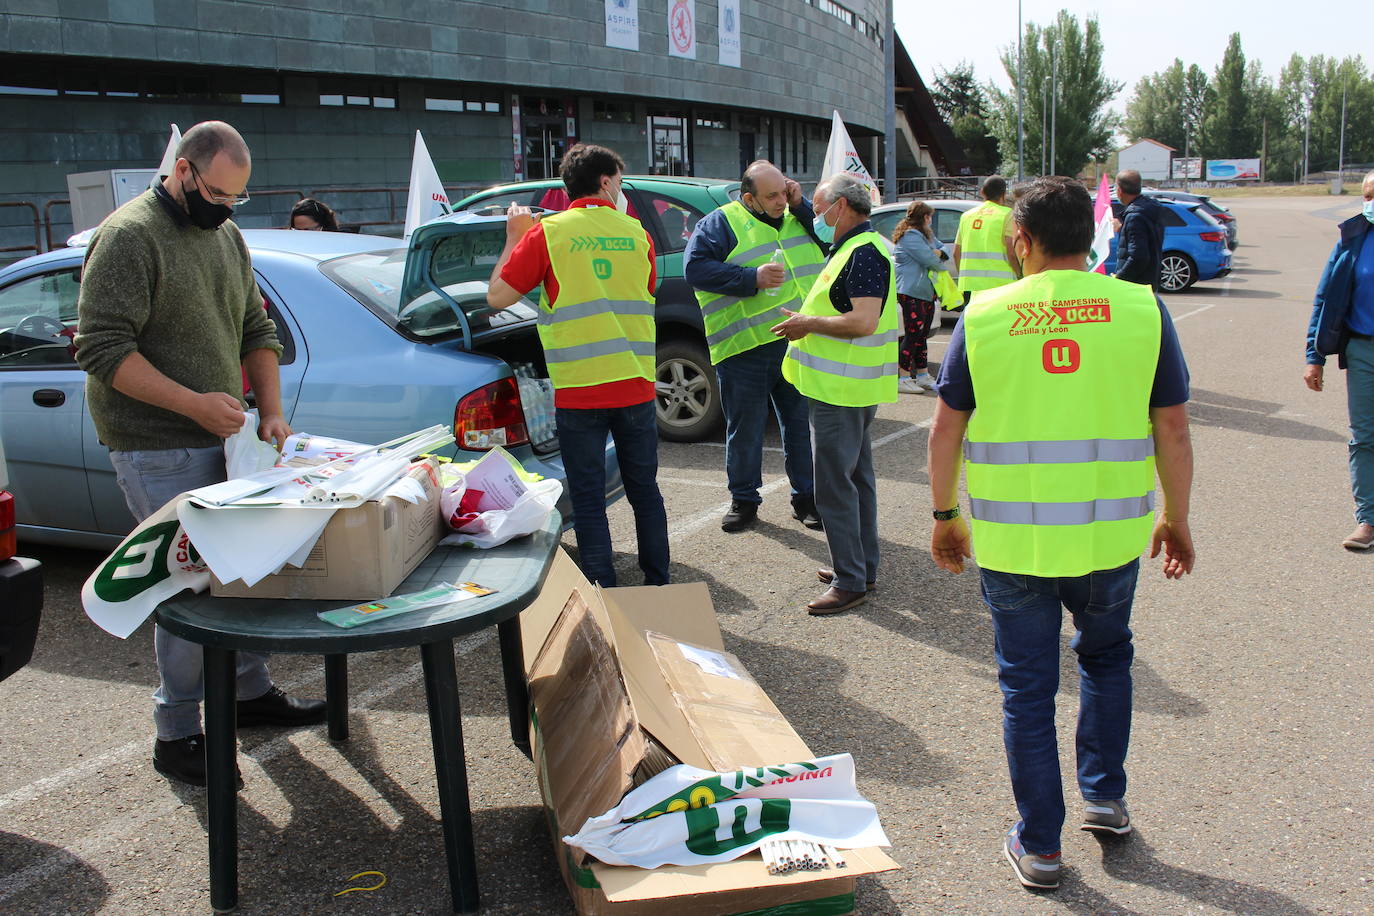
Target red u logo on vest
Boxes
[1042,338,1080,374]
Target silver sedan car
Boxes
[0,217,622,548]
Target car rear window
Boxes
[320,245,538,340]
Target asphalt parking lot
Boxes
[2,193,1372,914]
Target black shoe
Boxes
[237,685,327,728]
[153,734,243,789]
[791,495,823,530]
[721,500,759,532]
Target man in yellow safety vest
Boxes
[926,176,1195,891]
[952,176,1020,303]
[685,160,827,532]
[772,172,898,615]
[487,143,668,588]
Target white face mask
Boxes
[1363,199,1374,224]
[616,189,628,212]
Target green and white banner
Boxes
[563,753,888,868]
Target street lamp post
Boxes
[1016,0,1024,182]
[1050,38,1057,176]
[1338,77,1348,192]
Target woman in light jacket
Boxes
[891,200,949,394]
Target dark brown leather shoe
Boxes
[807,586,867,615]
[817,568,876,591]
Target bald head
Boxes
[740,160,788,218]
[177,121,250,170]
[1116,169,1142,201]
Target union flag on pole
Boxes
[1086,173,1114,274]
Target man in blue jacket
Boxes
[1304,170,1374,550]
[1114,170,1165,289]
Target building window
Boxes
[815,0,854,27]
[695,109,729,130]
[320,80,397,108]
[594,100,635,123]
[425,85,502,114]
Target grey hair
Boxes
[816,172,872,216]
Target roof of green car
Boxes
[455,175,738,207]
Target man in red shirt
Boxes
[487,144,669,586]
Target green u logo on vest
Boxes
[592,258,613,279]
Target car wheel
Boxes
[655,339,722,442]
[1159,253,1197,292]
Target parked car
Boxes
[1104,197,1232,292]
[1145,189,1238,249]
[0,434,43,683]
[0,220,624,549]
[454,176,742,442]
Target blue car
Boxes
[1104,197,1232,292]
[0,218,622,548]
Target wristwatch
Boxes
[932,506,960,521]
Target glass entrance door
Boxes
[522,97,568,180]
[649,114,689,176]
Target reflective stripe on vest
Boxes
[539,206,656,390]
[956,202,1015,293]
[781,229,898,407]
[694,201,827,364]
[962,269,1163,577]
[964,437,1154,465]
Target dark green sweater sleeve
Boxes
[75,223,156,385]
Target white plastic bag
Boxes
[563,753,889,869]
[439,477,562,549]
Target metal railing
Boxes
[43,199,71,251]
[0,202,43,259]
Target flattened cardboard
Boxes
[210,459,442,600]
[646,633,811,771]
[520,548,900,914]
[528,590,646,840]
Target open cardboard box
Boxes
[210,458,443,601]
[521,550,898,916]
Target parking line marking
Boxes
[656,475,727,489]
[1171,302,1217,323]
[0,633,493,903]
[668,418,932,542]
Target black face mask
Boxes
[181,182,234,230]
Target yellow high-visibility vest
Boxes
[538,205,656,390]
[694,201,826,364]
[782,230,898,407]
[962,269,1162,577]
[955,201,1016,294]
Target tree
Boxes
[932,62,1000,173]
[1125,59,1186,150]
[1202,33,1256,158]
[986,10,1121,177]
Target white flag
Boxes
[403,131,451,239]
[819,111,880,204]
[150,123,182,188]
[1086,173,1115,274]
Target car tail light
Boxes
[1212,212,1234,222]
[454,377,530,451]
[1198,231,1225,243]
[0,491,14,561]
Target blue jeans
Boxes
[1346,335,1374,525]
[715,340,813,503]
[810,400,878,592]
[979,559,1139,856]
[109,447,273,741]
[556,400,670,587]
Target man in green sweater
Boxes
[75,121,326,788]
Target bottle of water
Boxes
[765,249,786,296]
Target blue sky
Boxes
[895,0,1366,112]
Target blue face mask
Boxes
[1364,199,1374,224]
[813,208,835,244]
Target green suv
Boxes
[454,177,740,442]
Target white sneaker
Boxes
[897,377,923,394]
[911,371,936,390]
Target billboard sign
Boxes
[1171,157,1202,180]
[1205,158,1260,181]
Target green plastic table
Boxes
[155,511,562,914]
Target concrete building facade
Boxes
[1,0,895,251]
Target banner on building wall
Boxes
[718,0,741,67]
[819,111,880,203]
[1171,157,1202,180]
[511,95,525,181]
[403,131,451,239]
[606,0,640,51]
[668,0,696,59]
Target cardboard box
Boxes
[520,550,899,916]
[210,459,443,601]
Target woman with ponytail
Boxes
[892,200,949,394]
